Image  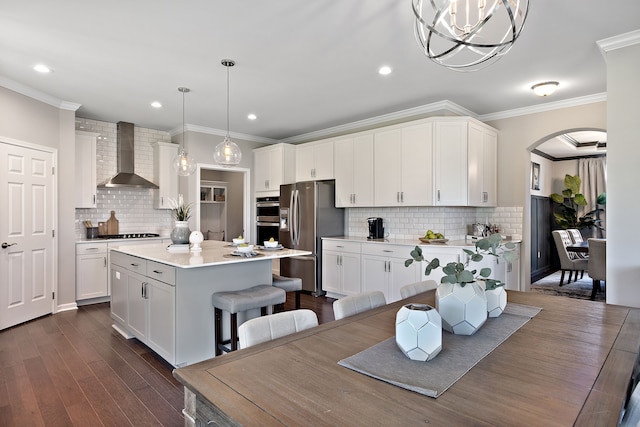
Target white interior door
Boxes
[0,141,55,330]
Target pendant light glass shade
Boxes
[172,87,197,176]
[214,59,242,167]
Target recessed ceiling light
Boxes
[33,64,51,73]
[151,101,162,108]
[378,65,392,75]
[247,113,257,120]
[531,81,559,97]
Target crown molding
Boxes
[0,75,81,111]
[169,123,278,145]
[280,100,477,144]
[479,93,607,122]
[597,29,640,55]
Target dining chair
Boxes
[551,230,588,286]
[621,381,640,426]
[400,280,437,299]
[587,238,606,300]
[333,291,386,320]
[238,309,318,349]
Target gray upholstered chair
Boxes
[399,280,437,299]
[552,230,588,286]
[332,291,386,320]
[238,309,318,349]
[587,238,606,300]
[272,273,303,311]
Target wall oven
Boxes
[256,196,280,243]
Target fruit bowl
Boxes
[236,244,254,253]
[232,237,245,245]
[419,238,449,244]
[264,240,279,248]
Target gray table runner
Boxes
[338,303,542,398]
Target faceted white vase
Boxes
[395,304,442,361]
[485,286,507,318]
[436,282,487,335]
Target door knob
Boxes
[2,242,17,249]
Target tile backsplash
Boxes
[347,206,522,241]
[74,118,174,238]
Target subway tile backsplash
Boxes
[347,206,522,240]
[75,118,174,238]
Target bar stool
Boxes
[212,285,286,355]
[272,274,303,312]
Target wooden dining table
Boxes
[174,291,640,427]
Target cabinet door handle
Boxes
[353,194,356,204]
[131,263,139,267]
[153,270,163,274]
[401,192,404,203]
[104,257,107,267]
[507,262,512,273]
[383,250,393,253]
[437,190,441,201]
[93,194,96,205]
[85,247,99,251]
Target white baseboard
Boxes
[56,302,78,313]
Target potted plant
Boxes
[168,194,193,244]
[550,174,606,232]
[405,234,517,334]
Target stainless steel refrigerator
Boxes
[279,180,345,296]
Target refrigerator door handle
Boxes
[294,189,301,246]
[289,189,296,244]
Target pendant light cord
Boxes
[178,87,190,153]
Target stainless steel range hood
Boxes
[98,121,159,189]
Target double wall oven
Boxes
[256,196,280,243]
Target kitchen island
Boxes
[109,240,311,367]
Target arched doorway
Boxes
[527,128,606,284]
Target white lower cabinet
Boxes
[360,243,420,303]
[76,242,109,300]
[322,240,361,296]
[110,250,176,364]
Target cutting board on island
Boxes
[106,210,119,235]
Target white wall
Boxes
[605,42,640,307]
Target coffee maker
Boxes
[367,217,384,240]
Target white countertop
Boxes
[322,236,521,248]
[109,240,312,268]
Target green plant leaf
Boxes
[470,253,484,262]
[458,270,474,283]
[404,259,414,267]
[574,193,587,206]
[550,193,565,204]
[565,174,581,194]
[479,267,491,278]
[596,192,607,205]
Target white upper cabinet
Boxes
[254,143,296,194]
[75,131,100,208]
[374,123,433,206]
[153,142,179,209]
[434,119,468,206]
[334,134,374,207]
[296,140,334,181]
[467,122,497,206]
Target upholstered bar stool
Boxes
[212,285,286,355]
[272,274,303,312]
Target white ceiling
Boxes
[1,1,638,143]
[536,130,607,159]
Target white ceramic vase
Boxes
[171,220,191,244]
[436,282,487,335]
[485,286,507,317]
[395,303,442,361]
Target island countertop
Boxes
[109,239,311,268]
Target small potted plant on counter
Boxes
[168,194,193,244]
[405,234,517,334]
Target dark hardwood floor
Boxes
[0,293,335,426]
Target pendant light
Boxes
[213,59,242,167]
[412,0,529,71]
[172,87,197,176]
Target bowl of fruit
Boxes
[232,235,245,245]
[236,243,254,253]
[264,237,279,248]
[419,230,448,244]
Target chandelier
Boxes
[412,0,529,71]
[213,59,242,167]
[172,87,197,176]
